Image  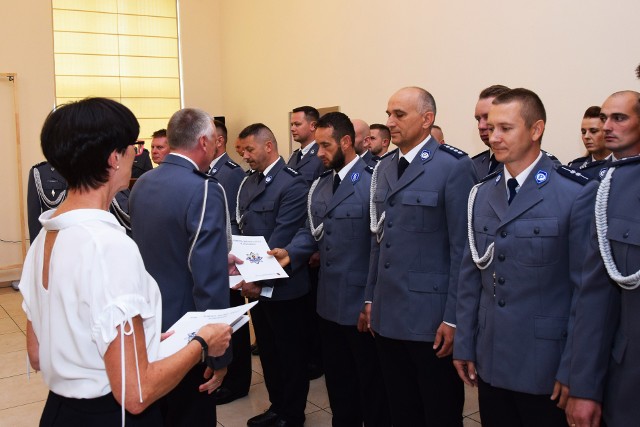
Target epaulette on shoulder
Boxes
[439,144,468,158]
[471,149,489,160]
[556,166,590,185]
[224,160,240,169]
[364,165,374,174]
[543,150,560,162]
[283,166,301,176]
[320,169,332,178]
[480,169,502,183]
[379,148,398,161]
[610,154,640,168]
[32,161,47,169]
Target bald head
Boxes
[352,119,371,155]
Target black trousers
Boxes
[40,391,162,427]
[319,318,391,427]
[477,376,567,427]
[250,296,310,426]
[375,334,464,427]
[220,289,252,395]
[160,363,217,426]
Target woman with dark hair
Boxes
[568,105,611,168]
[19,98,232,426]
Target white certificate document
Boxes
[230,235,289,282]
[158,301,258,359]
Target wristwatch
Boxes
[190,335,208,363]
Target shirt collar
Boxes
[209,152,226,170]
[503,151,543,194]
[261,157,281,177]
[300,141,317,157]
[399,135,432,163]
[169,152,199,170]
[40,209,121,231]
[336,156,360,182]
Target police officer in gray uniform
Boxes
[287,106,326,185]
[27,161,67,242]
[454,88,607,427]
[271,112,391,427]
[365,87,475,426]
[235,123,310,427]
[566,90,640,427]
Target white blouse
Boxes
[19,209,162,399]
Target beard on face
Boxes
[328,146,346,171]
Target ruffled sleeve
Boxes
[92,293,156,357]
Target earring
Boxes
[116,165,120,170]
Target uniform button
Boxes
[561,331,568,338]
[326,230,332,235]
[326,261,331,267]
[498,254,505,261]
[390,199,395,206]
[498,277,505,284]
[534,227,540,235]
[388,221,393,228]
[417,197,422,203]
[347,212,351,217]
[483,226,488,232]
[498,299,506,307]
[385,242,391,248]
[326,246,331,251]
[433,285,439,291]
[328,213,333,219]
[500,231,508,238]
[624,231,630,238]
[384,262,390,268]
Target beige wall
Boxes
[217,0,639,164]
[2,0,639,277]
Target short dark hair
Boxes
[316,112,355,146]
[493,88,547,128]
[152,128,166,138]
[214,119,227,144]
[292,106,319,123]
[40,97,139,190]
[370,123,390,140]
[583,106,601,119]
[636,63,640,80]
[479,85,511,100]
[432,124,442,131]
[238,123,277,147]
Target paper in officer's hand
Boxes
[230,235,289,282]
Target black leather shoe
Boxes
[247,409,279,427]
[307,362,323,380]
[251,343,259,356]
[272,418,303,427]
[213,386,248,405]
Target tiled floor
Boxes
[0,283,482,426]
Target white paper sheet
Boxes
[158,301,258,359]
[230,235,289,282]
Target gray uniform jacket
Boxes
[210,152,245,234]
[287,159,373,325]
[454,155,604,396]
[471,149,496,180]
[237,157,309,301]
[287,142,326,185]
[591,157,640,426]
[365,140,476,342]
[130,154,231,368]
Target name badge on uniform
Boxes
[535,170,548,184]
[350,172,360,183]
[420,150,431,160]
[265,175,273,184]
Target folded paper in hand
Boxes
[158,301,258,359]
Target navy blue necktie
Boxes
[398,157,409,179]
[507,178,518,204]
[333,174,341,193]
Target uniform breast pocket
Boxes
[607,217,640,275]
[400,190,440,232]
[473,216,499,254]
[514,218,559,266]
[252,201,276,228]
[333,203,367,239]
